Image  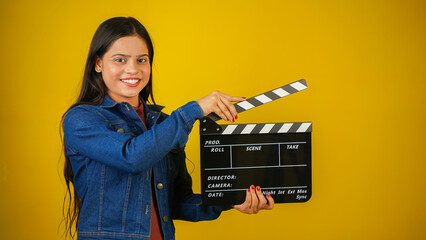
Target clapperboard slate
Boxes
[200,79,312,205]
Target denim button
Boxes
[117,128,124,133]
[156,183,163,190]
[163,216,168,222]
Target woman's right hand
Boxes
[233,185,275,214]
[196,91,245,122]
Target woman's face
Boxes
[95,35,151,106]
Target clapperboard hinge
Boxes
[200,117,223,134]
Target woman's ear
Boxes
[95,56,102,73]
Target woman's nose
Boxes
[125,61,138,74]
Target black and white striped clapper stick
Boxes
[206,79,308,122]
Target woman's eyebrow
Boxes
[111,53,149,57]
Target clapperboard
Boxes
[199,79,312,205]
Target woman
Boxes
[62,16,274,240]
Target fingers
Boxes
[215,92,239,122]
[256,186,274,211]
[233,185,275,215]
[265,193,275,210]
[217,97,235,122]
[255,186,267,210]
[214,104,233,122]
[196,91,244,122]
[229,96,246,102]
[256,186,274,210]
[245,188,252,208]
[220,95,245,120]
[233,188,252,213]
[250,185,259,213]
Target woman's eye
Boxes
[115,58,125,63]
[138,58,148,63]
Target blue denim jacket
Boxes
[63,94,230,240]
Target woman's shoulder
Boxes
[63,104,107,128]
[65,103,102,117]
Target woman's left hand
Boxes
[233,185,274,214]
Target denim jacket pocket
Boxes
[109,121,137,137]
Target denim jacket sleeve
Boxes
[171,147,232,221]
[63,101,204,174]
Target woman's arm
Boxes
[63,101,203,173]
[63,92,244,174]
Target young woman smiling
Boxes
[61,17,274,240]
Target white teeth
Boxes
[121,79,139,84]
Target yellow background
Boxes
[1,0,425,239]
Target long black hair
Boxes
[60,17,155,239]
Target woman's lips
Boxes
[121,78,141,87]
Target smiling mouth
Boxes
[120,78,141,87]
[121,79,140,84]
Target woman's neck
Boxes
[107,92,139,107]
